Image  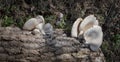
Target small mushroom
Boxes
[83,25,103,51]
[23,18,38,30]
[71,18,83,37]
[32,29,40,35]
[43,23,54,38]
[55,12,64,26]
[23,15,45,31]
[79,15,98,36]
[35,23,45,35]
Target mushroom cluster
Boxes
[71,15,103,51]
[23,15,53,37]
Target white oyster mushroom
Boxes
[23,18,38,30]
[36,15,45,24]
[71,18,83,37]
[55,12,64,26]
[59,12,64,20]
[43,23,54,37]
[55,12,64,20]
[32,29,40,35]
[79,15,99,35]
[23,15,45,30]
[83,25,103,51]
[35,23,45,35]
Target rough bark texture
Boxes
[0,27,105,62]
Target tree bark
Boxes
[0,27,105,62]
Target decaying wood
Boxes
[0,27,105,62]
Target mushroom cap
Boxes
[35,23,45,35]
[23,15,45,31]
[35,23,44,30]
[59,13,64,18]
[79,15,98,34]
[23,18,39,30]
[83,25,103,51]
[35,15,45,24]
[71,18,83,37]
[43,23,54,35]
[32,29,40,35]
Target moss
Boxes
[1,16,14,27]
[44,15,56,24]
[112,34,120,50]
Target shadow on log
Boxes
[0,27,105,62]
